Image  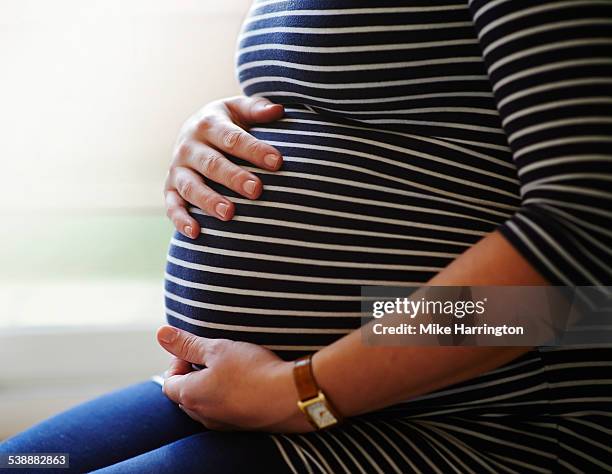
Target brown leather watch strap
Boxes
[293,355,319,401]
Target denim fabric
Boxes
[0,382,289,474]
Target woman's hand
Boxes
[157,326,314,433]
[165,96,285,239]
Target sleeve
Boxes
[467,0,612,286]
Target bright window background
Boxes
[0,0,250,329]
[0,0,251,438]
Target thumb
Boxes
[157,326,208,365]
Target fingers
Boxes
[166,141,263,234]
[163,371,202,406]
[224,96,285,126]
[165,356,193,378]
[162,358,235,431]
[179,405,205,424]
[164,190,200,239]
[165,96,285,235]
[157,326,213,365]
[200,119,283,172]
[186,142,263,200]
[168,166,235,221]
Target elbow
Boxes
[500,196,612,286]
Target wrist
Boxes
[311,347,355,418]
[266,360,312,432]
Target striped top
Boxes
[165,1,612,471]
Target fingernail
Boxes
[184,225,193,238]
[264,154,280,169]
[215,202,229,218]
[243,179,257,195]
[159,326,178,344]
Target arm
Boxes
[313,231,545,418]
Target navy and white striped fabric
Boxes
[165,1,612,471]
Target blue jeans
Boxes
[0,382,290,473]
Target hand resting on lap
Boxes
[157,326,313,433]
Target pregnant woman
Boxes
[2,1,611,472]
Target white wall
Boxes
[0,329,169,439]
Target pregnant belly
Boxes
[165,108,520,360]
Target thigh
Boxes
[0,381,204,474]
[91,431,293,474]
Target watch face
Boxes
[306,401,338,429]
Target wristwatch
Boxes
[293,355,342,430]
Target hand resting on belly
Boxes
[165,95,285,238]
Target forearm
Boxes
[312,230,548,418]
